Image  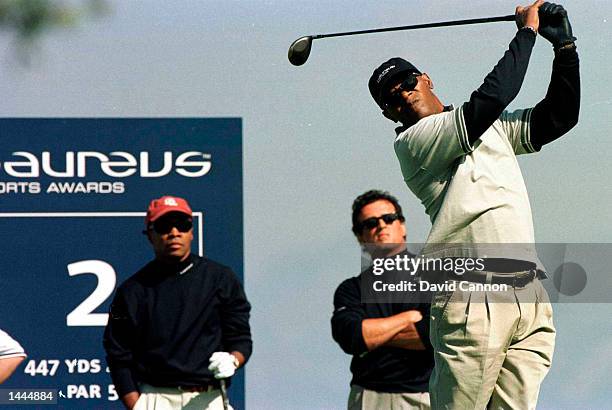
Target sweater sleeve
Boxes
[463,28,536,145]
[331,279,368,356]
[103,287,140,397]
[530,46,580,148]
[218,268,253,362]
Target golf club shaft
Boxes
[220,379,230,410]
[312,14,515,40]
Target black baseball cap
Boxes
[369,57,421,108]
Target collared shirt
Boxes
[394,105,544,270]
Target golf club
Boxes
[220,379,230,410]
[288,14,515,66]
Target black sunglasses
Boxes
[382,73,420,109]
[150,218,193,235]
[359,213,401,231]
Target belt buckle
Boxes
[513,269,535,287]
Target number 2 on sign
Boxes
[66,260,117,327]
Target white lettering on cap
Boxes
[377,65,396,84]
[164,198,179,206]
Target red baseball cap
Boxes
[145,195,193,226]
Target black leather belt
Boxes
[479,258,536,273]
[455,269,537,287]
[177,384,217,392]
[424,259,538,288]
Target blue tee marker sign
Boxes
[0,118,245,409]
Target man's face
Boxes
[147,212,193,262]
[382,73,441,125]
[357,199,406,256]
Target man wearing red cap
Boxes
[104,195,252,410]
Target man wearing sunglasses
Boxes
[368,1,578,409]
[104,195,252,410]
[332,190,433,409]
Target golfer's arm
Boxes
[230,351,245,368]
[103,290,141,403]
[332,281,369,355]
[530,46,580,148]
[120,391,140,410]
[219,269,253,365]
[361,311,418,351]
[0,356,25,384]
[463,28,536,145]
[384,322,426,350]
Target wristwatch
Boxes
[555,42,576,52]
[521,25,537,34]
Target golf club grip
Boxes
[313,14,516,40]
[220,379,230,410]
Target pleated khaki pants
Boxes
[429,278,555,410]
[348,385,431,410]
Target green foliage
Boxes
[0,0,109,63]
[0,0,108,40]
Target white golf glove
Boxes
[208,352,238,379]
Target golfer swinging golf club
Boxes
[368,1,578,408]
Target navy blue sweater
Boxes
[331,260,433,393]
[103,254,251,396]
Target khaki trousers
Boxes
[348,385,431,410]
[429,279,555,410]
[133,383,231,410]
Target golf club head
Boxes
[288,36,312,66]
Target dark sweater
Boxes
[331,259,434,393]
[103,254,252,396]
[462,27,580,148]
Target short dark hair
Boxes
[351,190,405,236]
